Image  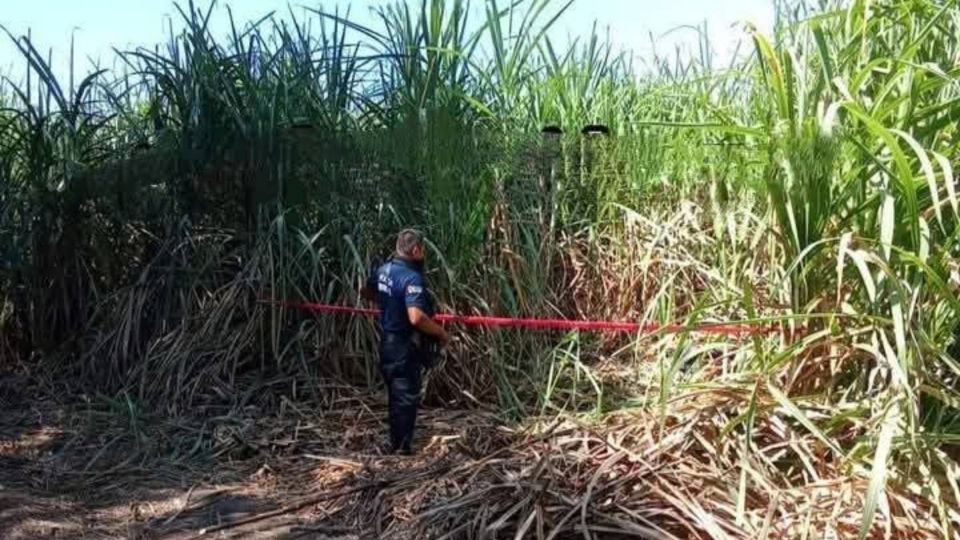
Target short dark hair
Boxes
[396,228,425,257]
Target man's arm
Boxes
[404,278,449,345]
[407,307,449,344]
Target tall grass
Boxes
[1,0,959,536]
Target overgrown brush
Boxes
[1,0,959,536]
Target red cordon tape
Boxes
[263,300,776,336]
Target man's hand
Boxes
[407,307,449,346]
[437,327,451,347]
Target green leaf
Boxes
[880,193,895,261]
[932,151,957,221]
[858,398,901,540]
[811,21,834,83]
[848,248,877,303]
[892,129,941,231]
[842,102,921,252]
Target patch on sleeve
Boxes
[406,284,423,295]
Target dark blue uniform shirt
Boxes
[366,257,431,336]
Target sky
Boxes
[0,0,775,82]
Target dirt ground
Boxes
[0,380,513,540]
[6,374,940,539]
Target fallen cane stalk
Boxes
[290,524,354,534]
[195,480,387,536]
[161,483,199,527]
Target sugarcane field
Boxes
[2,0,960,538]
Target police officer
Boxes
[361,229,449,455]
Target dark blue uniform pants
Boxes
[379,334,421,451]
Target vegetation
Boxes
[1,0,959,537]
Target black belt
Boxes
[382,332,413,344]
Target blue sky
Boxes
[1,0,775,80]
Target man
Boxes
[362,229,449,455]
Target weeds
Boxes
[1,0,959,536]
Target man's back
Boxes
[370,257,430,337]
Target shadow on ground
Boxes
[0,374,484,540]
[0,380,300,539]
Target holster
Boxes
[411,332,440,369]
